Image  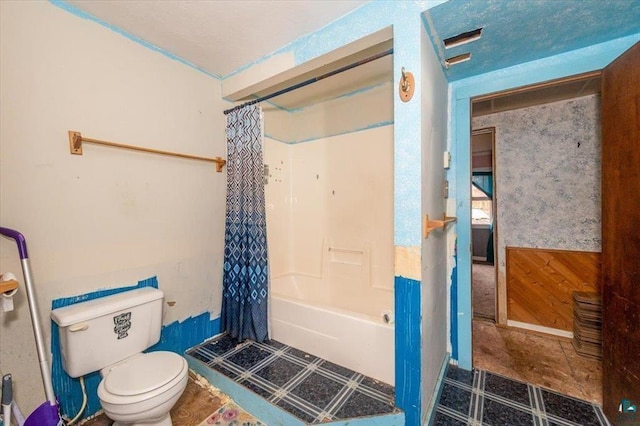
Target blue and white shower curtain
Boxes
[221,104,269,342]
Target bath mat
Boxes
[198,402,266,426]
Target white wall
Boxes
[263,82,393,144]
[0,1,225,413]
[289,83,393,143]
[420,22,450,419]
[264,136,293,278]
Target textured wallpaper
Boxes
[472,94,602,274]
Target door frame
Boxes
[450,34,640,371]
[600,41,640,419]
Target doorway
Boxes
[469,72,603,404]
[471,128,496,322]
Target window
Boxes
[472,185,492,225]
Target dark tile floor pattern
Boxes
[434,365,610,426]
[188,334,397,424]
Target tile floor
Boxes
[188,334,398,424]
[434,365,610,426]
[473,319,602,404]
[81,330,604,425]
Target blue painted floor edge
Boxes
[187,354,303,426]
[186,354,405,426]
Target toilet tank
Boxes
[51,287,164,378]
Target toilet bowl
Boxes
[98,351,189,426]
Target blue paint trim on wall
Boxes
[395,276,422,426]
[49,0,220,79]
[450,33,640,371]
[449,255,458,361]
[150,312,221,354]
[333,80,392,100]
[263,133,291,144]
[50,276,220,419]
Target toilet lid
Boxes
[104,352,185,396]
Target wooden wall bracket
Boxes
[424,213,457,238]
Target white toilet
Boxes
[51,287,188,426]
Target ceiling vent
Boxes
[443,28,483,49]
[445,53,471,67]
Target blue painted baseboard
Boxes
[395,276,422,426]
[50,276,220,420]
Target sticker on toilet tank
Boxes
[113,312,132,339]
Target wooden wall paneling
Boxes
[506,247,601,332]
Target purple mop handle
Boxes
[0,226,60,418]
[0,227,29,259]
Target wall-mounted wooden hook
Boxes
[399,67,415,102]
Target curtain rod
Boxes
[224,48,394,115]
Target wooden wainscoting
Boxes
[506,247,601,332]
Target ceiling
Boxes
[424,0,640,81]
[65,0,368,78]
[62,1,639,109]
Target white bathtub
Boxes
[270,288,395,385]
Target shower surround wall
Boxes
[265,127,394,316]
[263,88,394,383]
[231,6,453,421]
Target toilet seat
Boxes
[104,351,185,396]
[98,351,188,406]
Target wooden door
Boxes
[601,41,640,420]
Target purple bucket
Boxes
[24,401,63,426]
